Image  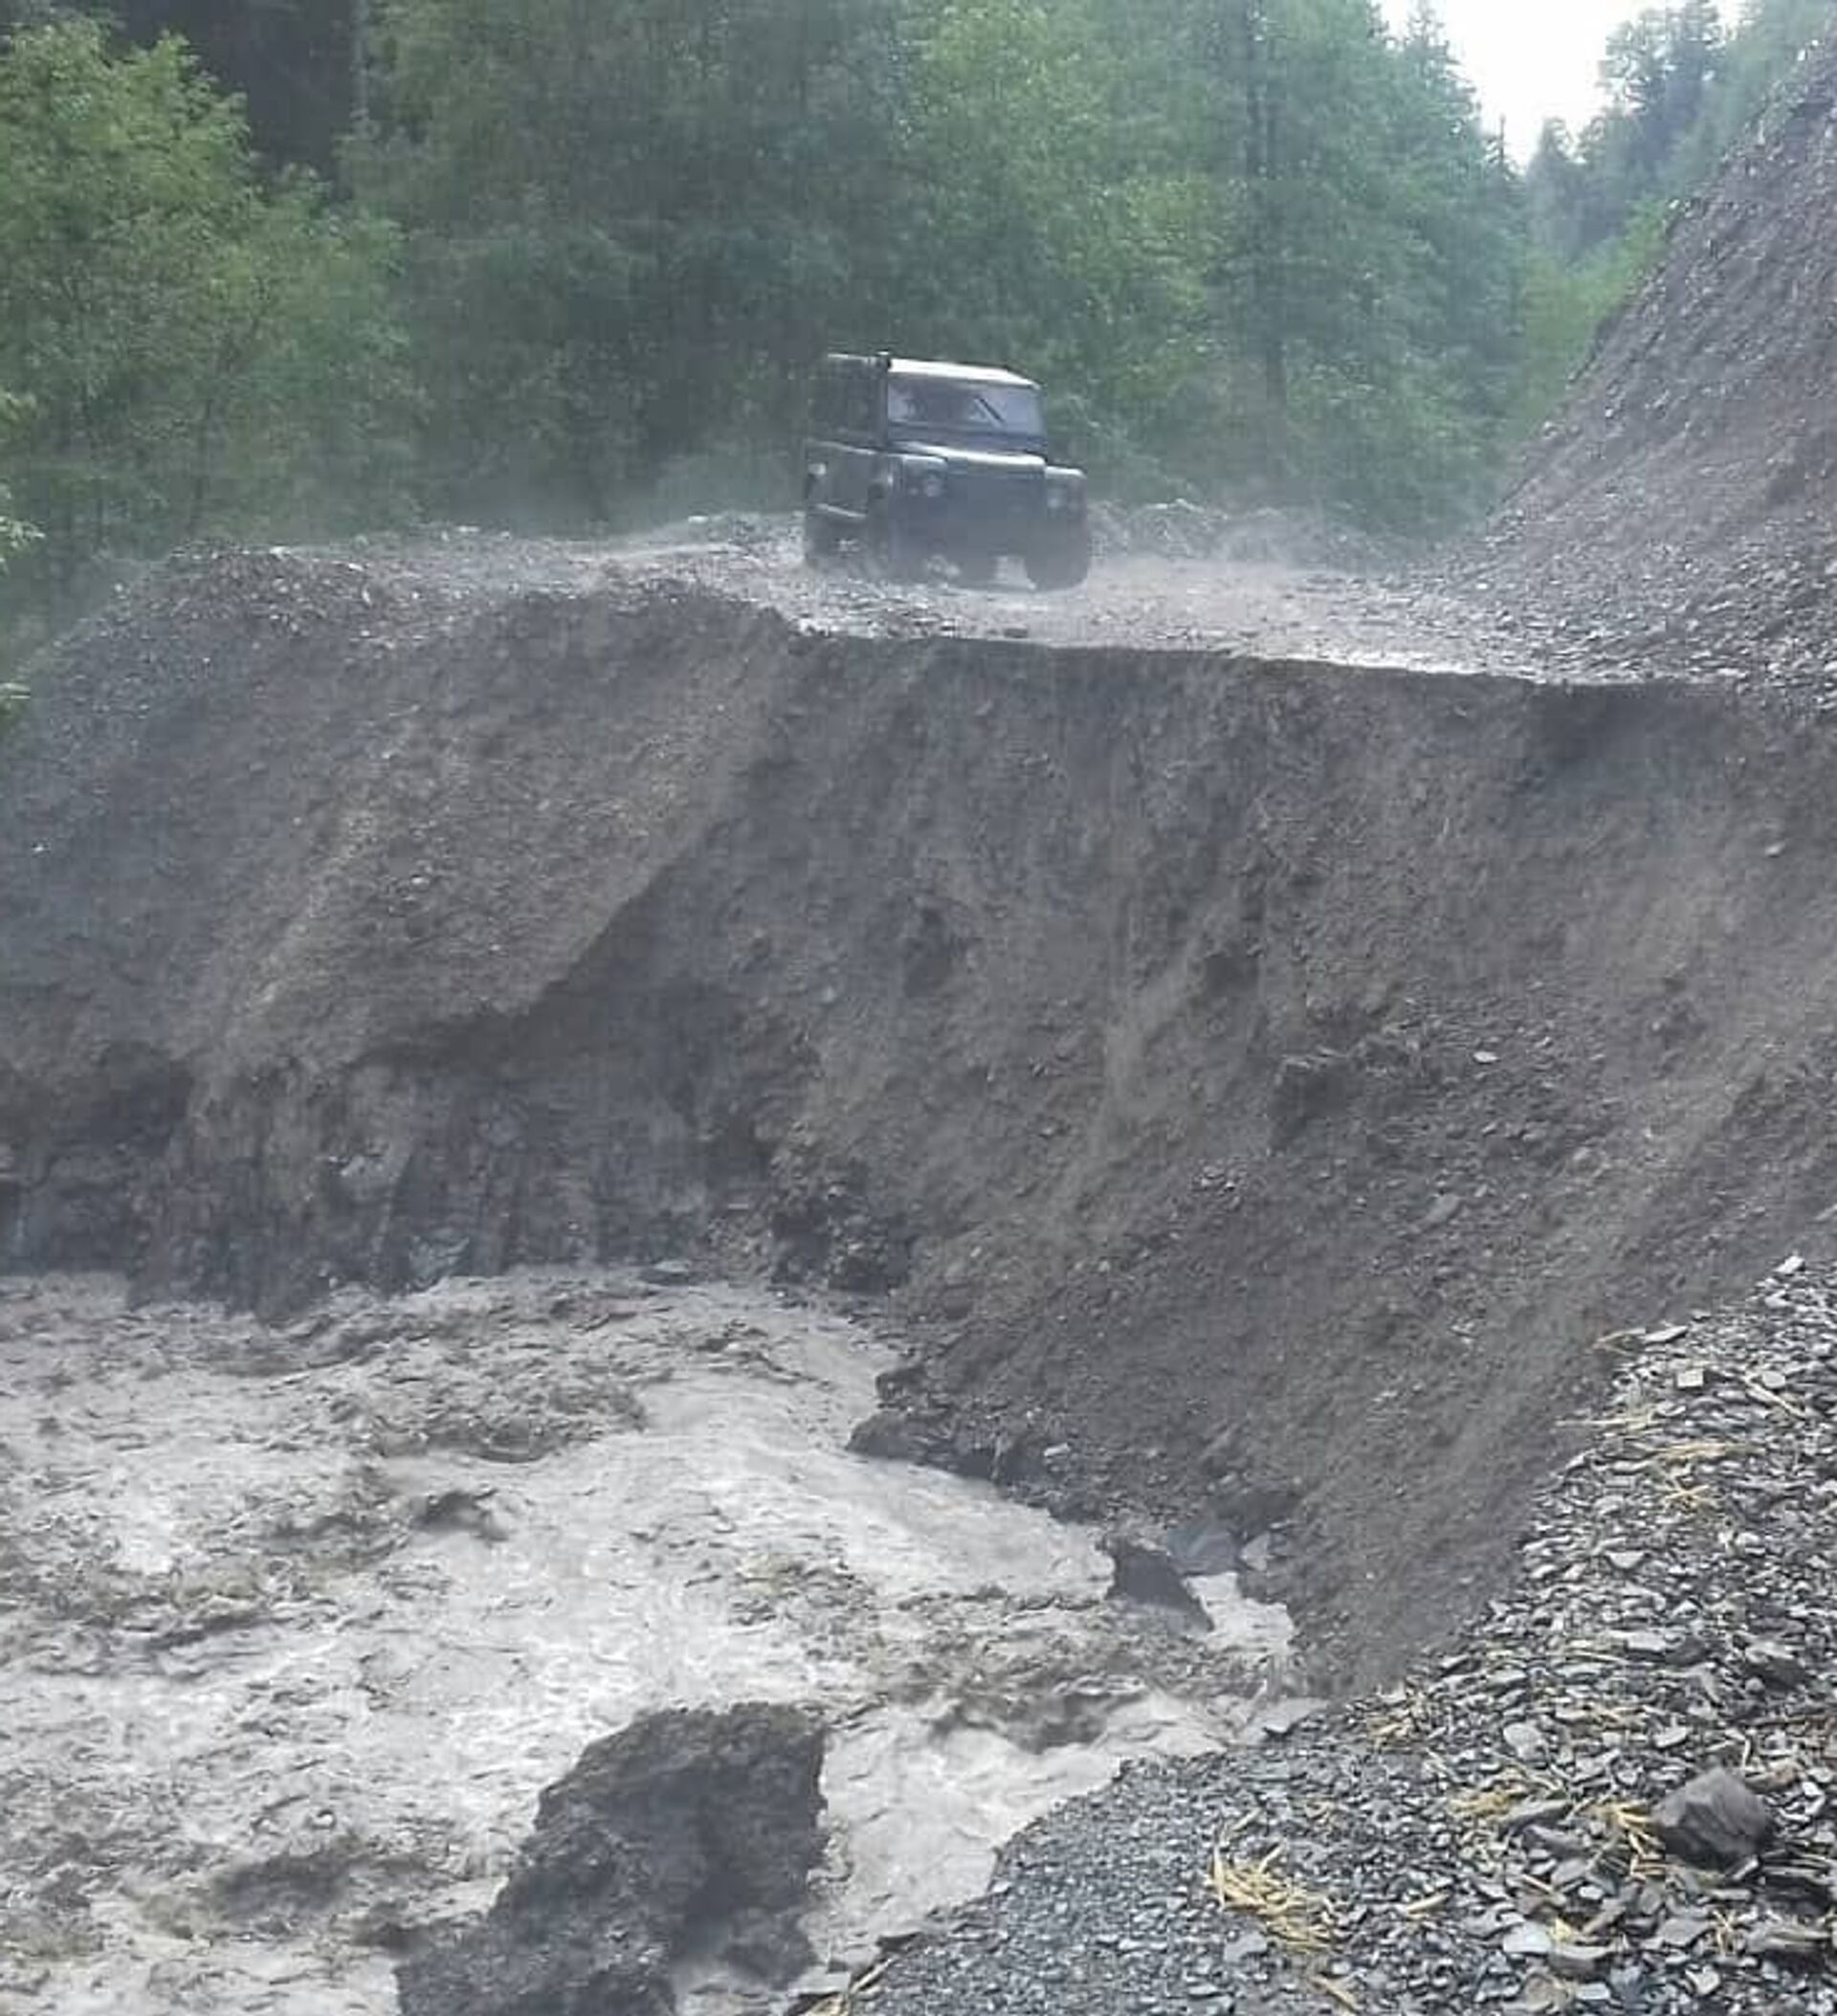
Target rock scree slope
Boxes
[1471,26,1837,689]
[863,1259,1837,2016]
[5,547,1837,1687]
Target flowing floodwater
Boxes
[0,1271,1297,2015]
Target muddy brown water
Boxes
[0,1270,1296,2015]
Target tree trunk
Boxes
[1239,0,1289,460]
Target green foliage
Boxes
[0,0,365,169]
[357,0,908,521]
[0,16,409,619]
[0,388,39,676]
[6,0,1822,581]
[1510,205,1668,438]
[898,0,1211,440]
[1152,0,1523,524]
[0,392,32,562]
[356,0,1526,531]
[1528,0,1828,260]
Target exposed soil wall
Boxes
[6,551,1837,1684]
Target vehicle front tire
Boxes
[1024,523,1093,591]
[803,506,841,566]
[866,508,925,585]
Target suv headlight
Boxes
[1045,473,1084,514]
[896,456,947,498]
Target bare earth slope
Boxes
[6,544,1837,1691]
[1471,32,1837,689]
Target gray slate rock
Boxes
[1742,1918,1827,1963]
[1649,1766,1776,1868]
[396,1702,825,2016]
[1103,1536,1214,1631]
[1163,1518,1241,1577]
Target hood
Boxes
[897,441,1047,473]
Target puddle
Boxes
[0,1271,1295,2013]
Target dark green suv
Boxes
[801,353,1092,589]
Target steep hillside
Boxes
[1475,31,1837,688]
[5,548,1837,1685]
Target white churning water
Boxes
[0,1271,1297,2015]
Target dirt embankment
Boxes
[6,549,1837,1685]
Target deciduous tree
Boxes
[0,17,409,618]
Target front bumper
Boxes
[889,479,1083,555]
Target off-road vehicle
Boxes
[801,353,1092,589]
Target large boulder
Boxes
[1650,1766,1776,1870]
[1102,1532,1214,1631]
[397,1703,826,2016]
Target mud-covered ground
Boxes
[338,515,1541,674]
[0,1269,1295,2016]
[349,507,1834,696]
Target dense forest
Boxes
[0,0,1827,645]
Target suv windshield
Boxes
[886,376,1044,441]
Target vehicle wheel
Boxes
[866,509,924,585]
[956,551,999,588]
[1024,524,1093,591]
[803,507,841,566]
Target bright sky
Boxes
[1383,1,1654,152]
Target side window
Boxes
[843,367,876,438]
[812,365,841,432]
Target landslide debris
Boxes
[1469,30,1837,694]
[396,1704,826,2016]
[7,545,1837,1693]
[860,1261,1837,2016]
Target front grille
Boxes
[957,470,1041,517]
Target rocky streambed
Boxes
[0,1270,1295,2016]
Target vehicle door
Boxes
[831,361,880,520]
[805,361,844,516]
